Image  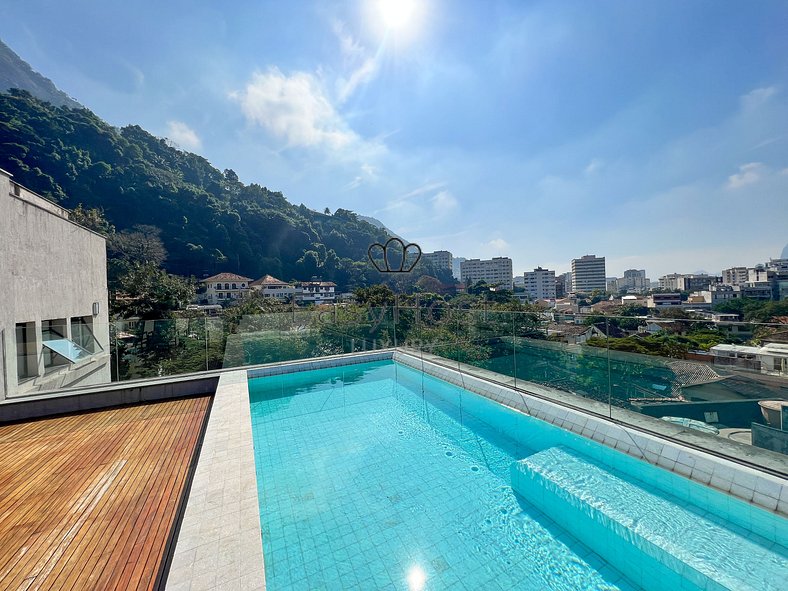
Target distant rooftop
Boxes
[202,272,253,283]
[250,274,289,287]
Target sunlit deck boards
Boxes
[0,395,211,591]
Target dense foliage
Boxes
[0,90,391,289]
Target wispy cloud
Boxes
[487,238,510,253]
[740,86,777,111]
[726,162,763,189]
[165,120,201,151]
[332,19,380,104]
[584,158,604,175]
[431,190,458,217]
[337,56,378,104]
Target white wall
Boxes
[0,170,110,399]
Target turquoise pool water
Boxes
[248,360,787,591]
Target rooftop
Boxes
[202,272,253,283]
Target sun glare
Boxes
[378,0,417,30]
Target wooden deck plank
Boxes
[67,398,205,591]
[38,399,195,591]
[0,396,211,591]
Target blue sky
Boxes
[4,0,788,278]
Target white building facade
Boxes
[298,281,337,305]
[0,169,110,399]
[202,273,252,304]
[460,257,514,290]
[249,275,297,300]
[421,250,453,274]
[570,255,606,293]
[524,267,556,300]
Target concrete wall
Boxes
[0,169,110,399]
[752,423,788,456]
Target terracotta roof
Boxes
[202,272,253,283]
[250,274,290,287]
[546,323,593,336]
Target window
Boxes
[225,283,230,290]
[41,318,92,367]
[15,322,37,380]
[71,317,101,354]
[232,283,237,289]
[41,318,69,369]
[218,292,224,299]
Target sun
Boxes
[378,0,417,31]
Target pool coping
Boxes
[165,348,786,590]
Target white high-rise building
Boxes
[570,255,606,293]
[460,257,513,289]
[524,267,556,300]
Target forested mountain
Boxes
[0,89,394,289]
[0,40,81,109]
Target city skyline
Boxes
[3,1,787,278]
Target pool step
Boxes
[510,446,787,591]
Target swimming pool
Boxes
[248,360,787,591]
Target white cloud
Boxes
[431,190,458,217]
[741,86,777,111]
[231,67,357,150]
[726,162,764,189]
[165,120,202,151]
[584,158,603,174]
[337,57,378,104]
[332,19,380,104]
[488,238,509,252]
[332,20,365,60]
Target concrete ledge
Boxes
[0,375,219,423]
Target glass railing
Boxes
[7,304,787,465]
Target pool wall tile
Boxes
[392,350,788,523]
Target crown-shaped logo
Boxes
[367,238,422,273]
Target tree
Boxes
[69,204,115,235]
[354,284,396,307]
[109,225,167,267]
[113,263,195,319]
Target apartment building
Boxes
[524,267,556,300]
[722,267,749,286]
[298,281,337,305]
[570,255,606,293]
[460,257,514,289]
[421,250,453,274]
[0,169,110,399]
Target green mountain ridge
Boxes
[0,88,398,289]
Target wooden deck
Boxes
[0,396,211,591]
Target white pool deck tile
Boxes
[166,370,265,591]
[166,348,787,590]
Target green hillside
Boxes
[0,89,391,289]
